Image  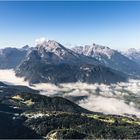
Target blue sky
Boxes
[0,1,140,50]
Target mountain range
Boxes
[0,39,140,84]
[15,40,127,84]
[1,40,140,139]
[73,44,140,77]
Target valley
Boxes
[0,39,140,139]
[1,1,140,139]
[0,82,140,139]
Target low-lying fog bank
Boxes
[0,69,140,118]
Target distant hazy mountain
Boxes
[15,40,126,84]
[123,48,140,65]
[0,45,30,69]
[72,44,140,77]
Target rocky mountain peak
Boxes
[22,45,30,51]
[73,43,115,59]
[36,38,63,51]
[123,48,140,65]
[35,38,69,59]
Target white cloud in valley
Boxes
[0,69,29,86]
[79,95,140,117]
[0,69,140,118]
